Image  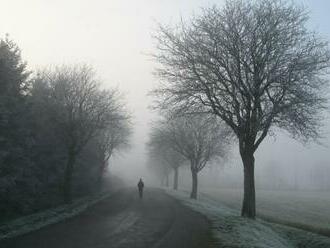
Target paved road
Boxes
[1,188,211,248]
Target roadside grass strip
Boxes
[165,189,330,248]
[0,192,112,241]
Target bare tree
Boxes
[147,152,172,187]
[152,0,330,217]
[152,115,231,199]
[39,64,121,203]
[95,112,131,191]
[148,128,186,190]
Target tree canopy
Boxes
[152,0,330,217]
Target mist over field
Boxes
[1,0,329,188]
[102,0,330,193]
[1,0,330,247]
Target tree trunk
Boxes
[63,149,76,204]
[97,165,104,192]
[165,173,169,187]
[173,167,179,190]
[190,168,198,199]
[240,151,256,218]
[97,160,107,192]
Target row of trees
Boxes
[147,115,231,199]
[0,36,130,221]
[151,0,330,218]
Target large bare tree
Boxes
[152,0,330,217]
[152,115,231,199]
[39,65,122,203]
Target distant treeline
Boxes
[0,36,131,222]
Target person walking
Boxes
[137,178,144,199]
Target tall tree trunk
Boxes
[165,173,169,187]
[97,163,104,192]
[173,167,179,190]
[97,159,108,192]
[240,151,256,218]
[97,173,103,192]
[63,149,76,204]
[190,168,198,199]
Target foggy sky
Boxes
[1,0,329,184]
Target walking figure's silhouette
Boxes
[137,178,144,199]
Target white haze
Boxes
[0,0,329,188]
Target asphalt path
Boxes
[1,188,211,248]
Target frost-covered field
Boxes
[200,188,330,235]
[166,189,330,248]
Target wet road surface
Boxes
[1,188,211,248]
